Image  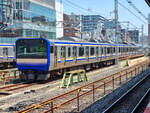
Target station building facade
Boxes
[0,0,56,43]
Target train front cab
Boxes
[16,38,52,81]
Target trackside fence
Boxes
[17,60,150,113]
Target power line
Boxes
[126,0,148,20]
[64,0,107,20]
[118,2,147,24]
[63,1,87,14]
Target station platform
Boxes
[144,103,150,113]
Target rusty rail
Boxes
[17,60,150,113]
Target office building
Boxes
[0,0,56,43]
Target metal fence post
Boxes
[93,84,95,102]
[119,73,121,85]
[135,67,136,76]
[112,76,114,90]
[14,70,16,79]
[51,101,53,113]
[77,89,80,112]
[126,71,128,81]
[142,65,143,72]
[104,81,105,95]
[131,70,133,78]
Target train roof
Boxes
[49,39,136,47]
[16,38,137,47]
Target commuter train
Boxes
[0,43,16,68]
[16,38,140,80]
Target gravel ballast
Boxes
[81,68,150,113]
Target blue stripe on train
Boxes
[0,57,15,59]
[58,61,62,63]
[88,57,96,59]
[77,58,86,61]
[65,59,73,62]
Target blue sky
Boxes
[61,0,150,35]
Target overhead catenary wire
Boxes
[126,0,148,20]
[118,2,147,24]
[64,0,107,21]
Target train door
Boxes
[50,45,54,69]
[3,48,8,60]
[101,46,104,60]
[58,46,66,67]
[99,46,101,61]
[104,47,107,59]
[54,46,57,67]
[96,47,99,60]
[85,46,89,62]
[72,46,77,65]
[66,46,72,66]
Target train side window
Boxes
[104,47,107,55]
[61,46,66,57]
[61,47,63,57]
[86,46,89,56]
[101,47,103,55]
[79,47,84,57]
[90,47,95,56]
[96,47,99,55]
[73,46,77,57]
[13,46,16,52]
[68,47,71,57]
[107,47,110,54]
[3,48,8,56]
[114,47,116,53]
[55,46,57,57]
[110,47,112,54]
[50,46,54,53]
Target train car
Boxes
[0,43,16,68]
[16,38,138,80]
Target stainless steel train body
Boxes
[0,43,16,67]
[16,38,138,80]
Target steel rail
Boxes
[0,83,23,90]
[102,71,150,113]
[17,60,150,113]
[131,88,150,113]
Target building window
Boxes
[65,29,70,33]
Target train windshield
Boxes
[16,39,47,59]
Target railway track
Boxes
[132,89,150,113]
[0,82,37,94]
[16,60,150,113]
[102,74,150,113]
[0,61,114,95]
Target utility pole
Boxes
[80,15,82,40]
[141,24,144,48]
[126,21,129,42]
[115,0,119,66]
